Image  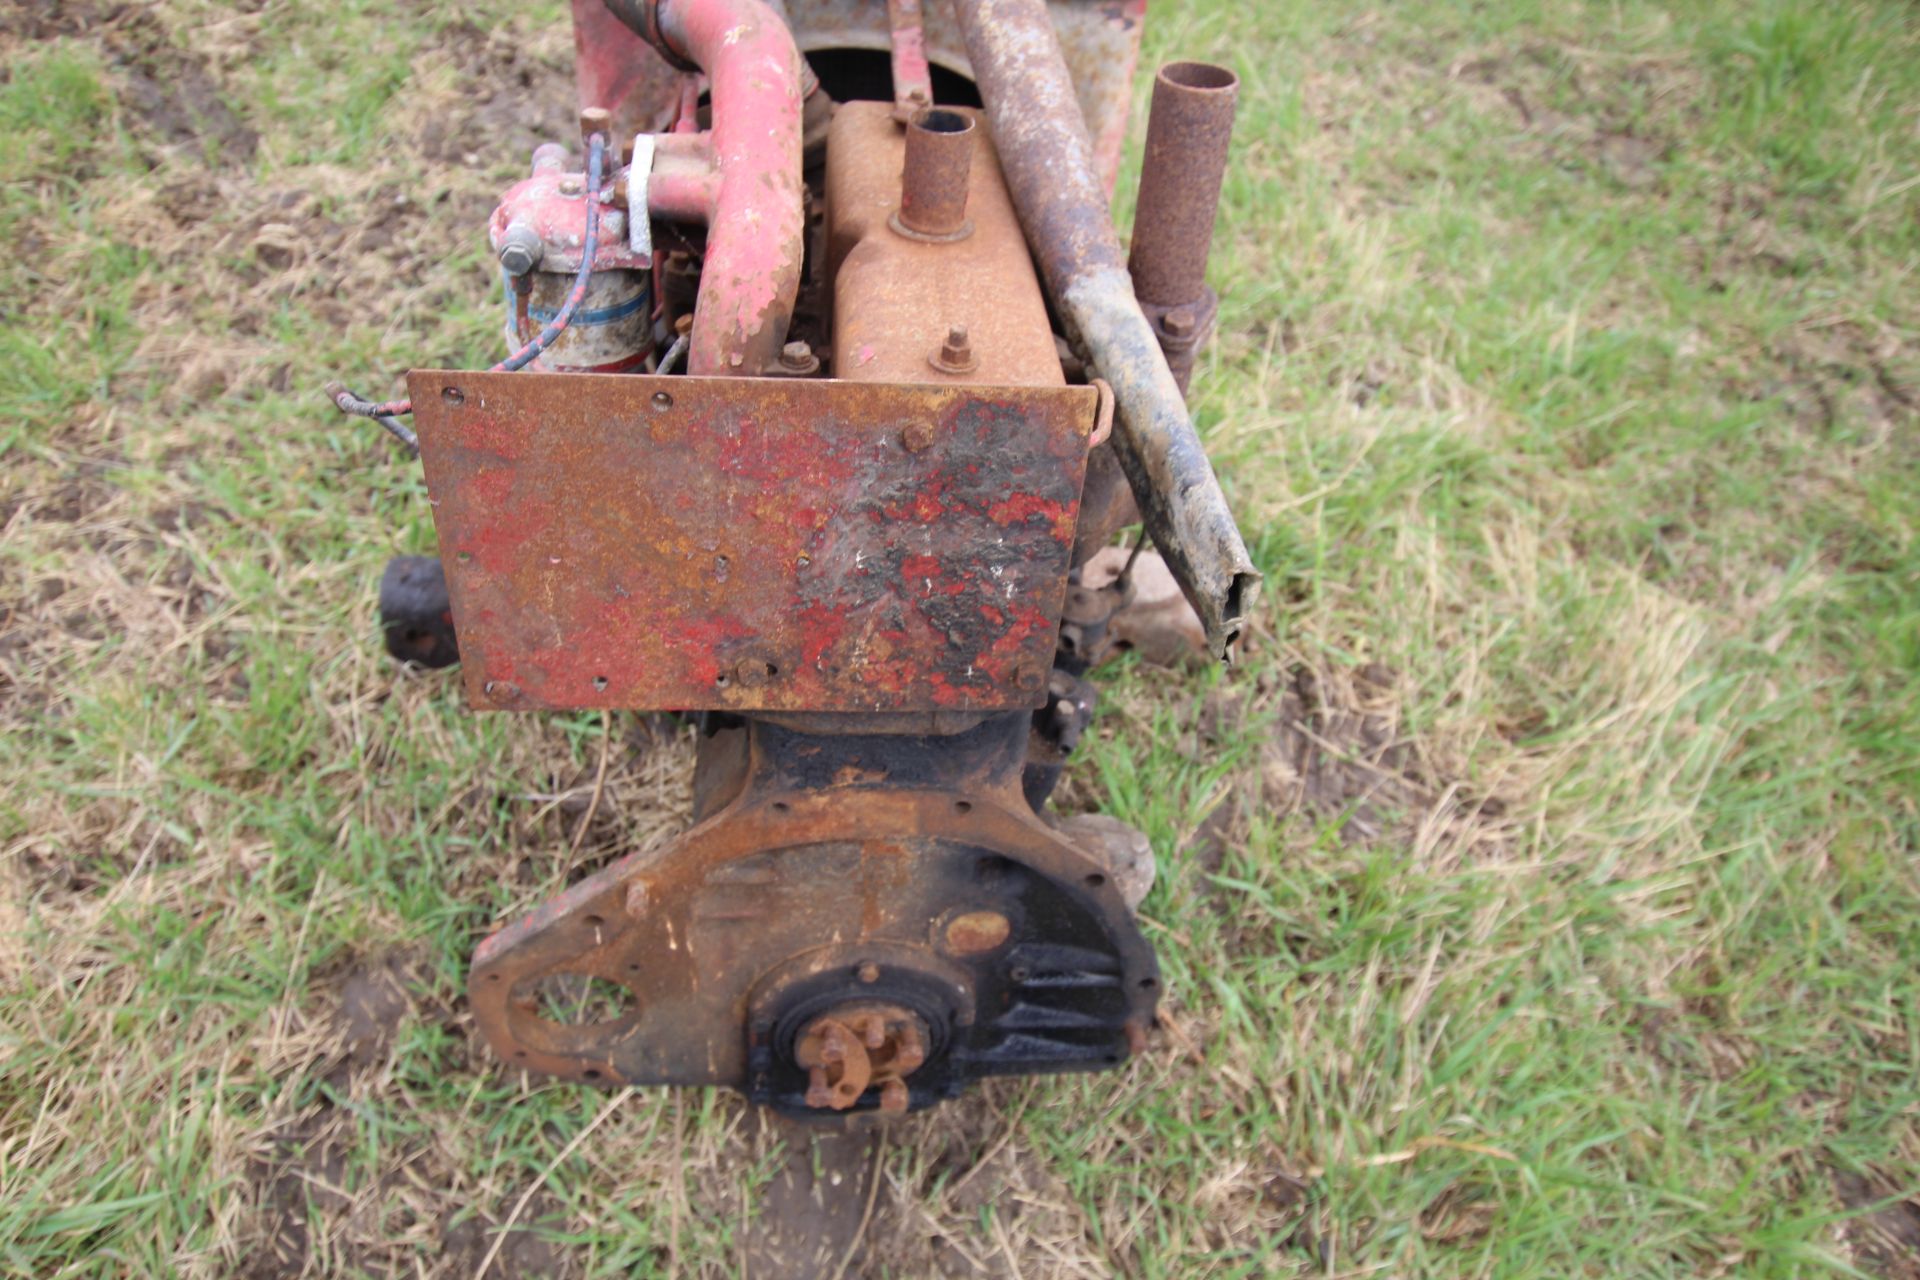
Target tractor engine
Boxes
[344,0,1254,1120]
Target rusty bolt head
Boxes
[1016,668,1045,692]
[901,420,937,453]
[673,313,694,337]
[579,106,612,143]
[733,658,775,688]
[930,325,979,375]
[1163,307,1198,339]
[894,1024,926,1072]
[777,340,820,376]
[856,961,881,985]
[624,879,650,919]
[558,175,584,197]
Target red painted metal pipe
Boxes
[645,132,720,222]
[607,0,805,375]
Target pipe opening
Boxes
[802,49,982,108]
[895,104,975,240]
[1160,60,1238,92]
[912,108,975,136]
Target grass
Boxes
[1,0,1917,1275]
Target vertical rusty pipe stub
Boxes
[1127,61,1239,309]
[891,108,975,242]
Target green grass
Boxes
[2,0,1917,1276]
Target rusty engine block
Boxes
[335,0,1254,1120]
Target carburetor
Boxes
[333,0,1253,1121]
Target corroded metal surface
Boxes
[572,0,687,138]
[467,713,1159,1110]
[408,370,1097,712]
[951,0,1259,659]
[576,1,1145,193]
[885,0,933,116]
[795,1005,926,1112]
[601,0,806,375]
[826,101,1061,388]
[792,0,1144,193]
[1128,62,1238,308]
[895,107,974,239]
[1128,61,1238,392]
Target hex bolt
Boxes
[1163,307,1198,339]
[901,420,937,453]
[929,325,979,375]
[776,341,820,376]
[856,962,881,984]
[558,176,584,197]
[497,222,544,278]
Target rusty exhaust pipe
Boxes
[1128,61,1238,393]
[949,0,1259,659]
[894,107,975,240]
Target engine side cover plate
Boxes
[408,371,1097,713]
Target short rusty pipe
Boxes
[1129,62,1238,310]
[1128,61,1238,393]
[893,107,974,241]
[604,0,805,374]
[949,0,1259,659]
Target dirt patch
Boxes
[1833,1168,1920,1280]
[438,1196,577,1279]
[239,949,586,1278]
[244,1112,580,1280]
[337,949,433,1069]
[417,19,578,166]
[1443,45,1686,193]
[1188,660,1506,877]
[1766,324,1916,441]
[862,1086,1098,1278]
[0,0,107,40]
[90,10,259,167]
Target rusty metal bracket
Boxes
[467,713,1158,1112]
[408,371,1098,714]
